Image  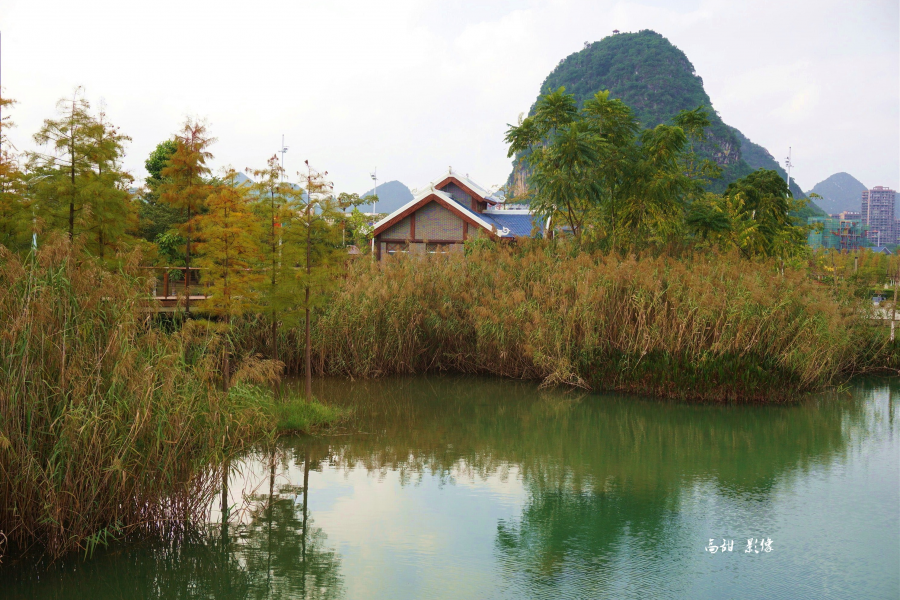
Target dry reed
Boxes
[250,241,868,402]
[0,236,274,559]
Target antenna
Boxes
[279,134,288,180]
[370,168,377,215]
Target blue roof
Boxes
[483,213,542,238]
[871,246,893,254]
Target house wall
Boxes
[439,181,487,213]
[381,215,412,240]
[379,241,465,260]
[416,202,464,241]
[439,181,472,208]
[375,197,482,261]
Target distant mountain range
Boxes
[359,180,413,214]
[511,30,824,216]
[808,172,867,215]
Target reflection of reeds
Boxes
[0,237,272,559]
[259,242,869,401]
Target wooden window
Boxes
[385,242,408,255]
[426,242,451,254]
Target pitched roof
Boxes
[428,169,503,204]
[373,171,541,239]
[371,186,500,237]
[482,210,544,237]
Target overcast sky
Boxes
[1,0,897,195]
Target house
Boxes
[371,169,542,260]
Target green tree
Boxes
[336,192,371,249]
[138,139,185,245]
[0,97,30,252]
[27,88,102,241]
[686,169,809,259]
[83,105,133,260]
[249,155,297,364]
[159,121,215,314]
[506,88,703,250]
[287,161,342,400]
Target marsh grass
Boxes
[228,384,347,433]
[0,237,279,560]
[239,241,877,402]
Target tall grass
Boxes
[239,241,874,402]
[0,237,276,559]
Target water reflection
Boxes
[3,376,897,599]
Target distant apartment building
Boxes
[861,186,897,246]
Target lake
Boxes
[4,376,898,599]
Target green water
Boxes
[4,376,899,599]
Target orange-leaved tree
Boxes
[0,97,29,252]
[195,168,263,390]
[160,120,215,314]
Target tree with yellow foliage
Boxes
[160,120,214,314]
[195,169,263,390]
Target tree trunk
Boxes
[69,145,75,240]
[305,301,311,402]
[305,200,312,402]
[185,204,192,315]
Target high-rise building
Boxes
[861,186,896,246]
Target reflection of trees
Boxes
[3,452,343,600]
[7,376,891,599]
[306,375,865,496]
[302,375,876,594]
[236,451,344,600]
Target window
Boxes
[385,242,408,255]
[426,242,451,254]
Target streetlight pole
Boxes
[785,147,793,193]
[279,135,288,181]
[370,168,377,215]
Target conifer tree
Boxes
[196,169,263,390]
[249,155,296,364]
[0,97,29,252]
[284,161,342,400]
[28,88,102,241]
[159,121,215,313]
[83,105,134,261]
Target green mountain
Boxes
[808,172,867,215]
[359,180,413,214]
[513,30,822,215]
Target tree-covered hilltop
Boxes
[512,30,821,214]
[809,172,868,214]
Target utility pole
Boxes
[370,168,377,215]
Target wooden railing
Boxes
[139,267,208,311]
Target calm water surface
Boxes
[4,376,899,599]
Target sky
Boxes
[1,0,897,195]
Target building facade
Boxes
[807,216,868,251]
[861,186,896,246]
[372,170,541,260]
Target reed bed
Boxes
[0,238,275,560]
[271,241,869,401]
